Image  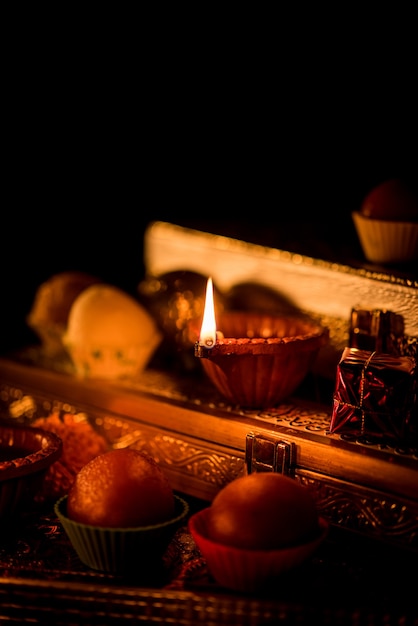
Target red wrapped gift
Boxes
[330,348,417,445]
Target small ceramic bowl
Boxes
[188,507,328,593]
[0,424,63,522]
[194,312,329,409]
[55,494,189,575]
[352,211,418,265]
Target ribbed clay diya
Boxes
[194,280,329,409]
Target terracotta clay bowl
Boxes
[195,311,329,409]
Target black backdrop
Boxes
[2,59,417,353]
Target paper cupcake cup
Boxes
[55,494,189,575]
[188,507,328,593]
[352,212,418,265]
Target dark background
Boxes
[2,33,417,354]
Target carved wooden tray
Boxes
[0,352,417,556]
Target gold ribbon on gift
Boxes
[333,350,380,436]
[360,351,376,434]
[348,350,376,435]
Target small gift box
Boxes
[349,308,405,355]
[330,348,417,445]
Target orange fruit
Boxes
[207,472,319,549]
[66,449,175,528]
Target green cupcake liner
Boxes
[55,494,189,574]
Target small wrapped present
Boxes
[349,308,405,355]
[330,347,417,445]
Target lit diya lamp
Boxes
[137,271,226,372]
[195,278,329,409]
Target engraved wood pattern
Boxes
[0,375,417,551]
[298,472,418,551]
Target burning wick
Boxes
[199,277,217,349]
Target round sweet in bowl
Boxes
[189,507,328,593]
[0,424,63,522]
[194,311,329,409]
[188,472,328,593]
[54,449,189,574]
[66,448,176,527]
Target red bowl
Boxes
[0,424,62,521]
[188,506,328,593]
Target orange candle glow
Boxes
[199,277,217,348]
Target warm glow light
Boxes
[199,277,217,348]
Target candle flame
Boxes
[199,277,217,348]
